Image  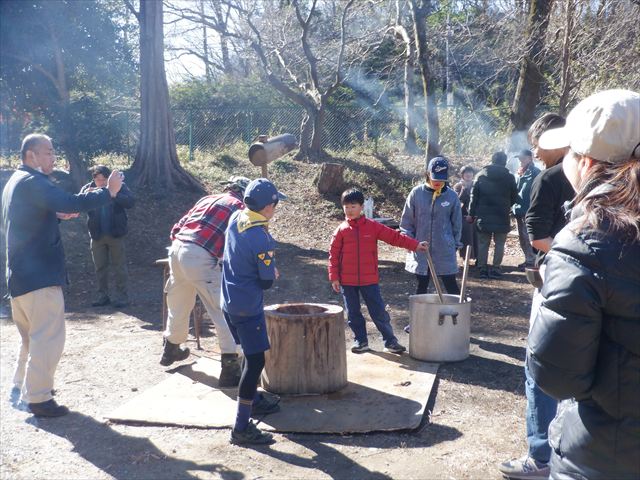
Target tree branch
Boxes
[123,0,140,22]
[292,0,320,92]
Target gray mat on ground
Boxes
[105,352,438,433]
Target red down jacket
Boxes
[328,216,419,286]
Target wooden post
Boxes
[316,162,344,194]
[262,303,347,394]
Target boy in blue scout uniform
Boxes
[221,178,286,445]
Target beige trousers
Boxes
[164,240,237,353]
[11,286,65,404]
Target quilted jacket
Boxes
[329,215,419,286]
[527,211,640,479]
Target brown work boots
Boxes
[160,340,190,366]
[160,341,240,388]
[219,353,241,388]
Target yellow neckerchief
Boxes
[237,209,269,233]
[428,181,444,204]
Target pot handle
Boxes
[438,312,459,325]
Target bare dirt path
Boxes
[1,157,533,479]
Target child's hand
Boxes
[331,280,341,293]
[465,215,475,224]
[416,241,429,252]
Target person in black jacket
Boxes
[468,151,518,279]
[500,113,572,480]
[528,89,640,479]
[80,165,135,308]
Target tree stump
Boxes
[316,162,345,195]
[262,303,347,394]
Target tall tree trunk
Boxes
[394,2,418,153]
[410,0,440,160]
[199,0,211,83]
[297,105,324,159]
[558,0,575,116]
[54,102,86,190]
[510,0,554,134]
[309,103,326,156]
[129,0,201,191]
[403,54,418,154]
[212,0,232,75]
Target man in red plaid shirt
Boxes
[160,176,250,388]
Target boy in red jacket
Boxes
[329,188,428,353]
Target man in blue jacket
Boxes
[81,165,135,308]
[2,133,123,417]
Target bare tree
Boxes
[409,0,440,160]
[246,0,359,158]
[124,0,201,190]
[510,0,554,133]
[391,0,419,154]
[164,0,238,79]
[546,0,640,114]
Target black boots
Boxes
[160,340,190,366]
[28,399,69,417]
[219,353,241,388]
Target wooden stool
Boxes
[155,258,203,350]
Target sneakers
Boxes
[403,324,411,334]
[489,268,503,279]
[351,341,371,353]
[27,399,69,417]
[230,420,274,445]
[384,341,407,354]
[160,340,190,366]
[251,393,281,417]
[91,296,110,307]
[498,456,550,480]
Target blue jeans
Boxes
[525,362,557,463]
[341,284,397,347]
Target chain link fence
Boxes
[1,105,510,164]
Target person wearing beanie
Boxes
[400,156,463,295]
[468,151,518,279]
[222,178,286,446]
[527,89,640,479]
[159,175,251,389]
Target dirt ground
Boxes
[1,157,535,480]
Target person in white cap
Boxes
[526,89,640,479]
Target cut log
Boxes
[262,303,347,394]
[316,162,345,195]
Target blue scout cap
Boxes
[427,156,449,181]
[243,178,287,211]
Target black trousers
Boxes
[416,273,460,295]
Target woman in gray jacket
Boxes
[527,89,640,479]
[400,156,462,295]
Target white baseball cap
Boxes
[538,89,640,163]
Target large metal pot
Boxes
[409,294,471,362]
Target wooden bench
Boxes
[154,258,203,350]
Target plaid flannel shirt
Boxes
[170,191,244,258]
